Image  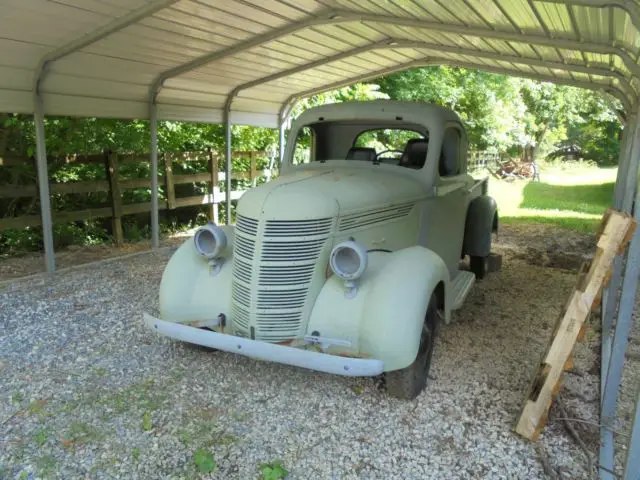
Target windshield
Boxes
[290,123,428,168]
[354,129,423,152]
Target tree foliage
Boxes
[0,66,624,254]
[1,115,275,157]
[372,66,622,163]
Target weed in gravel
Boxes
[259,460,288,480]
[178,429,193,445]
[95,378,167,417]
[27,399,49,421]
[142,411,153,431]
[11,391,24,405]
[351,384,364,395]
[93,367,108,377]
[213,434,237,446]
[194,419,217,438]
[131,447,141,461]
[62,421,104,447]
[34,427,50,447]
[193,448,216,474]
[231,410,249,422]
[36,454,57,477]
[88,455,120,476]
[197,406,224,420]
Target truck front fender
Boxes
[463,195,498,257]
[159,225,234,324]
[307,246,450,372]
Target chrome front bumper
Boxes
[143,313,384,377]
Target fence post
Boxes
[250,151,258,187]
[209,149,219,223]
[105,151,124,245]
[164,152,175,210]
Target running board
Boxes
[451,271,476,310]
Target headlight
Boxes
[193,223,227,259]
[329,241,368,281]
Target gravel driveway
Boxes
[0,235,606,479]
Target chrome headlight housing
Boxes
[193,223,227,259]
[329,241,368,297]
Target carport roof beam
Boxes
[224,39,400,112]
[277,59,433,122]
[237,40,635,118]
[328,10,640,76]
[280,56,631,124]
[149,8,353,101]
[151,7,640,107]
[541,0,640,30]
[33,0,178,93]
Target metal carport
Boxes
[1,0,639,477]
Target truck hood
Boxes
[237,165,425,220]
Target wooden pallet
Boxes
[515,209,636,441]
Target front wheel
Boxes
[385,294,439,400]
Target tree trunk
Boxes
[0,113,9,156]
[531,124,549,162]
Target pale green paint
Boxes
[156,102,491,373]
[159,225,234,324]
[307,247,449,371]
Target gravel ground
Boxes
[0,228,627,480]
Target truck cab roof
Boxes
[294,100,463,127]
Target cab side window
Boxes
[292,126,315,165]
[439,127,461,177]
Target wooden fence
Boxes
[0,150,270,244]
[468,150,502,173]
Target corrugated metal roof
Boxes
[1,0,638,126]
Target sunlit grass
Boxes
[487,166,616,233]
[499,216,602,235]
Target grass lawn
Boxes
[488,164,617,234]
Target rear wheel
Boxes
[385,294,439,400]
[470,255,490,279]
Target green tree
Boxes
[375,66,518,149]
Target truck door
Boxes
[421,126,472,275]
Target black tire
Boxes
[470,255,490,279]
[385,294,439,400]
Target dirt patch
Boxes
[495,223,596,270]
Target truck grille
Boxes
[338,202,415,231]
[231,215,332,341]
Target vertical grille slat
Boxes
[231,216,332,342]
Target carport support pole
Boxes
[224,108,232,225]
[150,102,160,249]
[599,119,640,480]
[601,113,638,398]
[625,385,640,479]
[34,91,56,273]
[278,115,285,163]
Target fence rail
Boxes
[468,151,502,173]
[0,150,270,244]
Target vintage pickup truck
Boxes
[145,101,499,399]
